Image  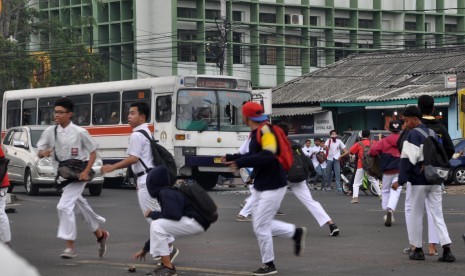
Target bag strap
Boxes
[136,130,154,170]
[414,127,429,138]
[53,125,61,162]
[325,139,331,158]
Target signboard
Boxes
[445,74,457,89]
[314,111,334,134]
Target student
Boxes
[278,123,340,237]
[323,130,349,191]
[306,138,327,190]
[0,146,11,247]
[392,106,455,262]
[368,121,402,226]
[37,97,108,259]
[223,102,306,275]
[101,101,177,260]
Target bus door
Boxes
[153,94,174,152]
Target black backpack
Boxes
[0,156,10,183]
[414,128,450,184]
[358,141,372,172]
[137,130,177,186]
[178,181,218,223]
[287,140,314,182]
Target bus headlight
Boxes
[182,147,196,156]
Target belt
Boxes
[136,168,153,177]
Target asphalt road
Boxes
[6,185,465,276]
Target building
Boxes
[33,0,465,88]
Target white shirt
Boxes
[301,145,312,158]
[324,138,346,160]
[127,123,155,177]
[308,145,326,168]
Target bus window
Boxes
[22,99,37,125]
[176,90,217,131]
[122,90,151,124]
[218,91,250,132]
[93,92,120,125]
[68,95,91,126]
[156,96,172,122]
[39,97,59,125]
[6,100,21,129]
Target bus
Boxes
[2,75,253,190]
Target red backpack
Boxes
[256,122,293,171]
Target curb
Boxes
[6,193,17,205]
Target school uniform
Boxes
[37,123,105,241]
[349,139,381,199]
[307,145,326,186]
[324,138,346,190]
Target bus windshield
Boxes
[176,90,250,132]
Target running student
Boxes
[0,146,11,247]
[223,102,306,276]
[37,97,108,259]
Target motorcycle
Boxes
[340,157,381,196]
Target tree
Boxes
[0,36,36,91]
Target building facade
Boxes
[34,0,465,88]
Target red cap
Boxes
[242,102,268,122]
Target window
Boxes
[445,24,457,33]
[68,95,91,126]
[335,17,350,27]
[177,7,196,18]
[405,21,417,31]
[22,99,37,125]
[233,32,242,64]
[358,43,373,48]
[335,42,350,62]
[156,96,172,122]
[122,90,151,124]
[206,31,221,63]
[177,90,217,131]
[359,19,374,29]
[2,130,14,145]
[259,13,276,23]
[38,97,59,126]
[285,36,301,66]
[233,11,242,22]
[93,92,120,125]
[405,40,416,49]
[310,16,318,26]
[310,37,318,67]
[205,9,220,20]
[7,100,21,129]
[260,35,276,65]
[178,30,197,62]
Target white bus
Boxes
[2,75,253,189]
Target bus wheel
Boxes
[193,172,218,190]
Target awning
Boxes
[270,106,324,117]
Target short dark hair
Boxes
[54,97,74,112]
[418,95,434,115]
[329,130,337,135]
[403,105,422,119]
[130,101,150,121]
[361,129,370,138]
[276,122,289,136]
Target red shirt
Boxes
[0,147,10,188]
[349,139,375,169]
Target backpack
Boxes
[364,154,383,179]
[256,122,293,171]
[137,130,177,186]
[358,140,372,172]
[0,157,10,183]
[287,141,314,182]
[414,127,450,184]
[178,181,218,223]
[316,151,327,164]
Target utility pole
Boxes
[219,0,227,75]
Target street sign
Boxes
[445,74,457,89]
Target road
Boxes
[6,185,465,276]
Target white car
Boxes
[2,125,104,196]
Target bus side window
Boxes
[156,95,172,122]
[6,100,21,128]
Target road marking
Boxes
[77,260,251,275]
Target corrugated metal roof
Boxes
[270,106,323,117]
[273,47,465,105]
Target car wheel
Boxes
[88,184,102,196]
[24,170,39,196]
[452,167,465,185]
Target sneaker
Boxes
[276,210,285,216]
[236,214,252,222]
[409,248,425,260]
[403,247,412,254]
[293,227,307,256]
[60,248,77,259]
[384,211,393,227]
[350,197,358,204]
[170,247,180,263]
[253,264,277,275]
[438,251,456,262]
[97,230,109,258]
[329,224,339,237]
[151,264,177,276]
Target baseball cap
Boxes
[389,120,402,132]
[242,102,268,122]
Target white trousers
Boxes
[239,184,255,217]
[252,186,295,264]
[405,184,451,248]
[56,182,106,241]
[150,216,204,257]
[404,183,439,244]
[0,188,11,243]
[352,168,380,198]
[288,180,331,227]
[381,174,402,211]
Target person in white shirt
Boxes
[304,138,327,190]
[323,130,349,191]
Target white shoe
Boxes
[60,248,77,259]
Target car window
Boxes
[13,130,28,144]
[3,130,15,145]
[30,129,44,148]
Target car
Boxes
[2,125,104,196]
[448,138,465,185]
[341,130,392,149]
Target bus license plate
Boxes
[214,157,222,164]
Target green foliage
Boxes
[0,37,36,92]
